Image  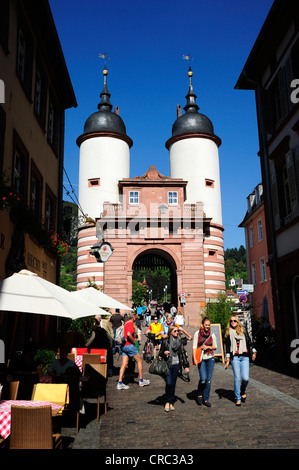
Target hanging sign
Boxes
[91,241,114,262]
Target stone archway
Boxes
[131,247,179,308]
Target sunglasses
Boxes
[172,330,179,333]
[230,320,238,323]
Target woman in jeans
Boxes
[224,315,257,406]
[193,316,217,407]
[159,325,189,412]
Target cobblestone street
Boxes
[64,327,299,452]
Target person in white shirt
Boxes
[174,311,185,326]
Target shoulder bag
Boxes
[149,357,169,377]
[193,334,211,365]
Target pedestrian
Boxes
[224,315,257,406]
[117,312,150,390]
[145,315,164,358]
[109,310,124,354]
[86,316,114,376]
[162,314,192,341]
[170,304,177,316]
[159,325,190,411]
[192,316,217,407]
[174,311,185,327]
[145,306,152,327]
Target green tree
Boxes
[132,279,148,305]
[205,293,232,336]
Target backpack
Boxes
[115,323,126,345]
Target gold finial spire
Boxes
[99,52,109,78]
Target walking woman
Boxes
[193,316,217,407]
[159,325,189,412]
[224,315,257,406]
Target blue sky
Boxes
[49,0,274,250]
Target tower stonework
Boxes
[76,67,225,324]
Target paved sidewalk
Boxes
[68,327,299,450]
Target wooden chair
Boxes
[92,363,108,419]
[8,381,20,400]
[0,380,20,400]
[81,363,108,421]
[31,383,69,411]
[52,376,81,434]
[82,353,104,375]
[9,405,62,449]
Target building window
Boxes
[16,16,33,98]
[129,191,139,204]
[260,258,266,282]
[0,0,10,53]
[257,219,263,241]
[88,178,100,187]
[34,61,47,126]
[249,227,254,247]
[45,185,56,232]
[205,179,214,188]
[12,131,29,202]
[269,68,288,130]
[168,191,178,204]
[47,95,61,155]
[30,161,43,216]
[251,263,256,285]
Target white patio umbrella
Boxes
[0,270,108,319]
[71,287,132,311]
[0,270,109,365]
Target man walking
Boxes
[117,312,150,390]
[109,310,124,354]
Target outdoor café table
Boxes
[75,354,106,373]
[0,400,62,439]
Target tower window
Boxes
[208,250,216,257]
[168,191,178,204]
[129,191,139,204]
[88,178,100,187]
[205,179,214,188]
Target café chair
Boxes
[82,353,104,375]
[9,405,62,449]
[90,349,107,362]
[76,348,88,355]
[1,381,20,400]
[31,383,69,411]
[81,363,108,421]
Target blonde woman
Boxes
[224,315,257,406]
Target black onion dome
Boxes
[171,69,214,138]
[172,112,214,137]
[83,68,127,136]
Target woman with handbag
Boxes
[224,315,257,406]
[159,325,190,412]
[193,316,217,407]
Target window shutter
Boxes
[278,68,288,120]
[269,160,280,230]
[286,150,299,217]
